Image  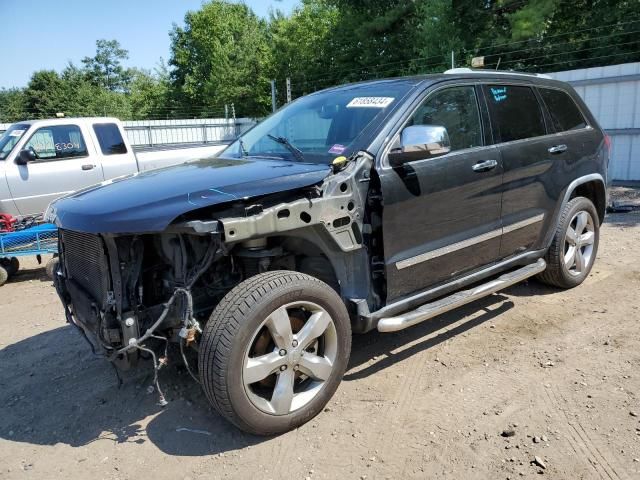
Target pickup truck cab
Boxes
[0,117,223,217]
[48,70,609,435]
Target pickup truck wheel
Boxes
[0,266,8,286]
[198,271,351,435]
[45,257,59,279]
[0,257,19,276]
[538,196,599,288]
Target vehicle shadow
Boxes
[0,325,263,456]
[6,264,51,283]
[0,289,523,456]
[345,294,514,381]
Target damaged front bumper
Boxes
[53,228,222,401]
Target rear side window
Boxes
[24,125,88,160]
[93,123,127,155]
[485,85,546,143]
[538,88,587,132]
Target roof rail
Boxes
[444,67,552,79]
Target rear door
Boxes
[5,123,104,216]
[484,83,601,258]
[378,84,504,301]
[483,84,559,257]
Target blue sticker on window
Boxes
[490,87,507,102]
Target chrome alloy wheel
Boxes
[564,210,595,276]
[242,301,338,415]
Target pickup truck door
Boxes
[378,84,504,302]
[5,123,104,216]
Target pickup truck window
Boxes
[24,125,88,160]
[93,123,128,155]
[0,124,29,160]
[538,88,588,133]
[485,85,546,143]
[223,81,415,164]
[409,86,483,152]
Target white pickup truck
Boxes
[0,117,226,217]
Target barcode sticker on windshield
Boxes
[9,129,25,137]
[347,97,394,108]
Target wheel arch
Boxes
[264,227,372,303]
[542,173,606,249]
[569,178,607,225]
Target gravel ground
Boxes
[1,208,639,480]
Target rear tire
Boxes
[0,257,18,276]
[198,271,351,435]
[537,196,599,288]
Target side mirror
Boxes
[389,125,451,166]
[16,148,37,165]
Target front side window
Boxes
[538,88,587,132]
[408,85,483,152]
[485,85,546,142]
[93,123,128,155]
[24,125,88,160]
[0,123,29,160]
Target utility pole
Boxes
[231,103,237,137]
[286,77,292,103]
[270,80,277,113]
[451,51,455,69]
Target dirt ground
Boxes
[1,210,640,480]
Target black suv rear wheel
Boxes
[538,196,600,288]
[198,271,351,435]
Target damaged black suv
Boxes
[47,69,609,435]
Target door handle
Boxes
[548,144,568,154]
[472,159,498,172]
[81,164,96,171]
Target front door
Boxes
[378,84,504,301]
[5,124,104,216]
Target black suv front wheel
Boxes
[198,271,351,435]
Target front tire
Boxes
[198,271,351,435]
[538,196,599,288]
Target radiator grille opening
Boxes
[60,230,111,307]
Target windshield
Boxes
[222,82,415,164]
[0,124,29,160]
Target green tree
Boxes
[324,0,419,80]
[128,65,171,119]
[169,0,273,117]
[269,0,340,98]
[0,88,26,123]
[23,70,68,118]
[82,39,133,92]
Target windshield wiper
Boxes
[267,134,306,162]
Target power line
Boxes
[474,17,640,53]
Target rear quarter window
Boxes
[538,88,588,132]
[485,85,546,143]
[93,123,128,155]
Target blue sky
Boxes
[0,0,299,89]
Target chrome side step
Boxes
[377,258,546,333]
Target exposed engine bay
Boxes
[52,154,383,404]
